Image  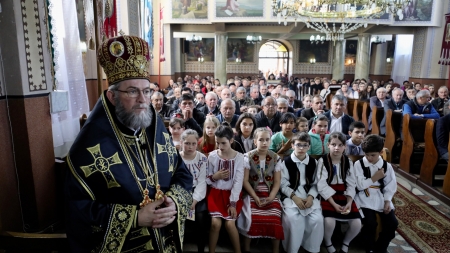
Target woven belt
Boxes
[364,185,380,197]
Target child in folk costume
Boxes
[179,129,209,253]
[317,132,362,253]
[206,124,246,253]
[280,132,324,253]
[354,135,398,253]
[198,116,220,156]
[238,128,284,253]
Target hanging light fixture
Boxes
[246,34,262,44]
[186,34,202,43]
[310,34,325,44]
[371,36,386,44]
[271,0,409,45]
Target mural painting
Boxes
[186,39,215,61]
[227,39,255,62]
[395,0,433,21]
[215,0,264,18]
[299,40,330,63]
[172,0,208,19]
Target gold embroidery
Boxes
[122,240,153,253]
[67,155,96,200]
[80,144,123,188]
[100,204,136,253]
[165,184,193,250]
[130,227,150,241]
[157,132,177,172]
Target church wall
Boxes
[0,99,22,232]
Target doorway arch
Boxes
[258,40,292,79]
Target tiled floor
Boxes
[184,173,450,253]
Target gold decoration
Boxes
[157,132,177,173]
[80,144,123,188]
[100,204,136,253]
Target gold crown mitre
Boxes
[97,35,151,86]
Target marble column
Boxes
[355,33,371,79]
[215,32,228,85]
[332,40,346,80]
[371,43,388,76]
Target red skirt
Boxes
[321,184,361,220]
[246,183,284,240]
[207,187,243,220]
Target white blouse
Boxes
[354,156,397,212]
[182,151,207,202]
[316,157,357,201]
[206,150,247,203]
[280,153,321,216]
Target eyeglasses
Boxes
[294,144,310,148]
[117,88,152,98]
[264,104,277,108]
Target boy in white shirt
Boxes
[280,132,324,253]
[354,135,398,253]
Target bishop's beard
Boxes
[115,98,153,130]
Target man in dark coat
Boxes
[255,96,282,133]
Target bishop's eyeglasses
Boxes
[117,88,152,98]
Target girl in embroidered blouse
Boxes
[206,124,246,253]
[198,116,220,156]
[169,117,185,150]
[238,127,284,253]
[180,129,208,253]
[269,112,297,159]
[317,132,361,253]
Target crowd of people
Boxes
[147,74,450,253]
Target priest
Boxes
[65,34,193,252]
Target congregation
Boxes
[154,74,449,253]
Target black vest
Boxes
[358,158,388,196]
[405,99,433,115]
[281,155,317,200]
[320,154,351,187]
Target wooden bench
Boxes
[384,110,403,163]
[399,114,427,174]
[347,98,357,118]
[443,135,450,197]
[361,102,371,134]
[325,93,333,110]
[371,107,385,136]
[353,100,364,122]
[0,231,68,251]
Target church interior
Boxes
[1,0,450,252]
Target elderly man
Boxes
[403,90,440,119]
[368,87,387,130]
[234,86,255,113]
[171,87,192,111]
[250,86,263,105]
[152,91,171,118]
[436,101,450,161]
[66,35,192,252]
[195,92,205,109]
[277,98,295,114]
[431,86,449,116]
[255,96,282,132]
[167,87,181,105]
[242,78,251,95]
[199,92,220,116]
[260,85,270,98]
[171,93,205,136]
[379,88,408,136]
[216,98,240,128]
[229,83,237,97]
[301,95,325,120]
[321,95,355,133]
[214,85,224,97]
[271,88,281,99]
[286,90,303,111]
[220,88,241,113]
[405,88,417,100]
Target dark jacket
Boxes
[156,104,172,119]
[431,97,449,116]
[255,110,282,133]
[232,133,255,154]
[171,108,205,137]
[381,98,408,135]
[403,98,440,119]
[436,113,450,158]
[289,99,303,109]
[300,108,326,121]
[198,104,220,116]
[322,111,355,134]
[216,114,239,128]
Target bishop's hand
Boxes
[138,196,177,228]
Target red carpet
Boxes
[394,184,450,253]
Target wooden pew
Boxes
[443,136,450,197]
[361,102,371,134]
[325,93,333,110]
[353,100,364,122]
[0,231,68,251]
[347,99,357,118]
[371,107,385,135]
[384,109,402,162]
[399,114,427,173]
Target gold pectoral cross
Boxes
[157,132,177,172]
[80,144,123,188]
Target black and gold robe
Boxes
[65,91,193,252]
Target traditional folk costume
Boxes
[354,157,398,253]
[317,154,362,253]
[317,154,361,220]
[182,151,208,252]
[280,153,324,253]
[237,150,284,240]
[206,150,246,220]
[65,35,193,252]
